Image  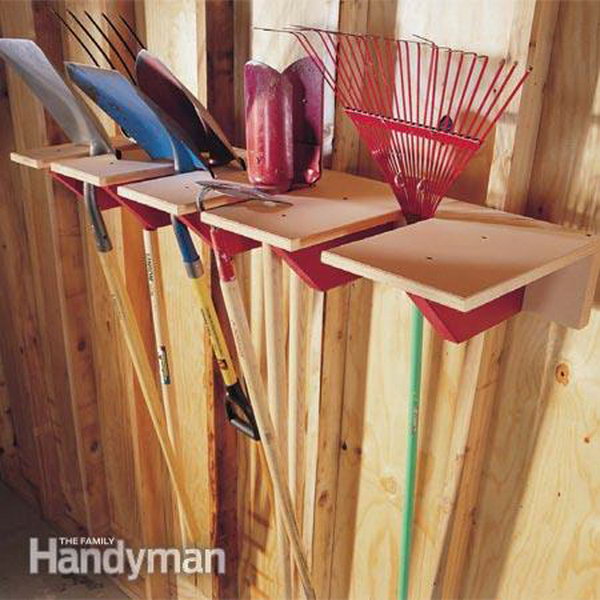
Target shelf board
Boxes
[116,167,248,215]
[200,170,401,251]
[322,199,600,312]
[10,136,136,169]
[49,150,173,186]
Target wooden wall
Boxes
[0,1,598,599]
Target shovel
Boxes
[0,40,200,541]
[66,63,260,442]
[135,49,244,169]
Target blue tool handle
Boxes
[171,216,199,264]
[171,216,203,279]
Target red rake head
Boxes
[275,27,531,222]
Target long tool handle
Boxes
[398,304,424,600]
[262,244,293,599]
[142,229,174,432]
[288,270,303,598]
[211,228,316,600]
[301,288,325,573]
[142,227,187,545]
[83,184,201,544]
[172,217,259,440]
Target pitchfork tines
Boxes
[51,8,145,84]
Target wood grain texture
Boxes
[2,4,600,600]
[0,0,98,534]
[201,170,400,251]
[50,153,173,186]
[262,245,293,599]
[460,3,600,599]
[11,137,135,169]
[144,4,220,598]
[324,197,599,312]
[117,166,245,215]
[436,3,565,598]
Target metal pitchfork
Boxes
[50,8,187,439]
[53,9,261,442]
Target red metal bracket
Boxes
[51,172,119,211]
[180,213,260,256]
[275,221,397,291]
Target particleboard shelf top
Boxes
[10,136,137,170]
[322,199,600,313]
[49,150,173,186]
[116,167,248,215]
[199,170,401,251]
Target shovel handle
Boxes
[171,216,260,441]
[83,182,112,252]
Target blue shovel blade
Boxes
[66,62,207,174]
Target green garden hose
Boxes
[398,304,424,600]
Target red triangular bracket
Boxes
[409,289,524,343]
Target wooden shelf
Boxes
[200,170,400,251]
[10,136,137,169]
[49,150,173,186]
[116,167,248,215]
[323,198,600,328]
[118,168,400,290]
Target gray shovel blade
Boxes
[0,38,111,154]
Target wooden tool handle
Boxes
[94,238,201,545]
[262,244,293,599]
[211,229,316,599]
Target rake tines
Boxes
[51,8,144,85]
[274,26,530,222]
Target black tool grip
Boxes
[224,382,260,441]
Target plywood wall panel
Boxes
[1,2,600,600]
[460,3,600,598]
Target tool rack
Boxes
[120,168,401,290]
[24,139,599,343]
